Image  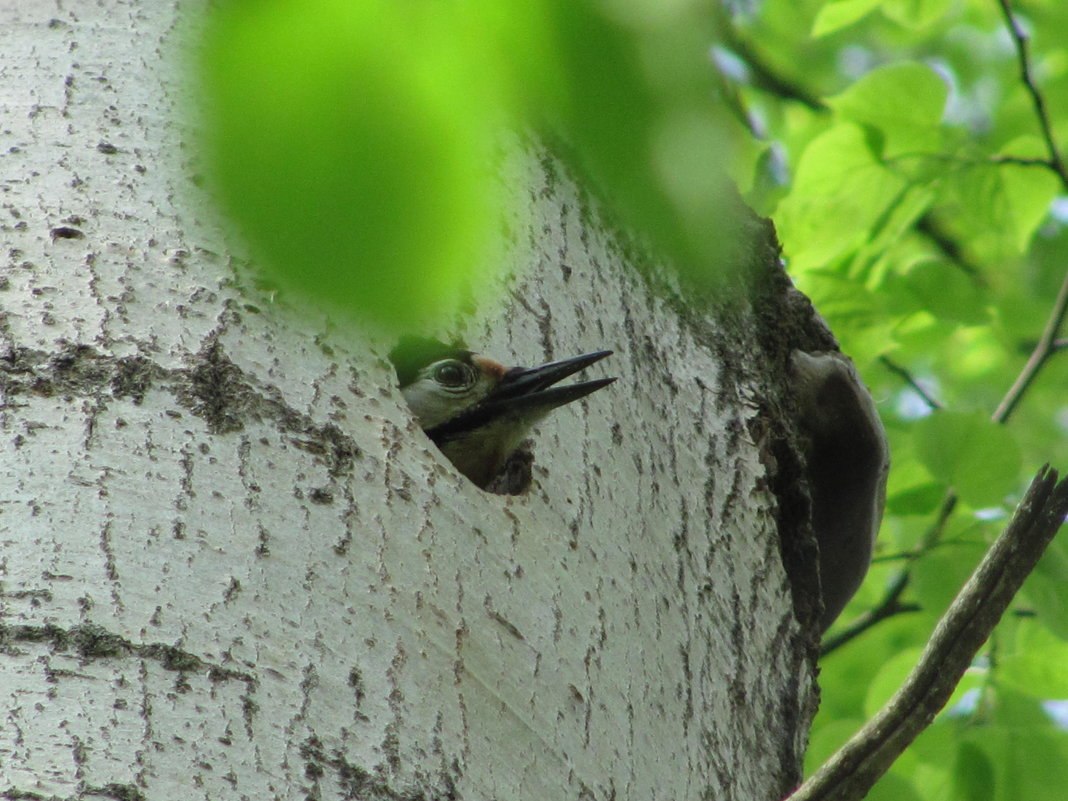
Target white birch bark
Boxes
[0,2,818,799]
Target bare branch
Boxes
[996,0,1068,190]
[913,214,986,285]
[992,266,1068,422]
[878,356,943,411]
[989,154,1056,168]
[790,467,1068,801]
[818,582,919,656]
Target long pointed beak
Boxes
[428,350,615,441]
[487,350,615,409]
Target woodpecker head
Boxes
[389,337,615,491]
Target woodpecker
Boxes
[790,350,890,632]
[389,337,615,491]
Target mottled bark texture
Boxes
[1,2,829,799]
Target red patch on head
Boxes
[472,356,507,382]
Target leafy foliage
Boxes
[199,0,1068,797]
[199,0,736,332]
[199,0,513,331]
[725,0,1068,797]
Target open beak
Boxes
[428,350,615,440]
[487,350,615,410]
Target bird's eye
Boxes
[433,361,471,388]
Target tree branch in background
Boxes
[716,9,988,286]
[846,258,1068,646]
[714,15,827,113]
[878,356,943,411]
[819,579,919,656]
[989,0,1068,416]
[992,266,1068,423]
[871,3,1068,625]
[791,467,1068,801]
[997,0,1068,190]
[913,213,986,285]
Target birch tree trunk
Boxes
[1,2,824,799]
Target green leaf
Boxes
[913,412,1022,506]
[793,271,887,327]
[886,482,946,515]
[1002,621,1068,696]
[972,694,1068,801]
[900,260,989,325]
[199,0,516,332]
[946,143,1060,259]
[812,0,883,36]
[899,723,957,799]
[881,0,953,29]
[910,527,988,617]
[866,770,925,801]
[537,2,735,283]
[805,718,867,772]
[854,185,937,285]
[776,123,907,270]
[952,741,996,801]
[1022,537,1068,640]
[997,136,1061,253]
[865,647,923,717]
[828,62,948,155]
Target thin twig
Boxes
[988,1,1068,422]
[913,214,985,285]
[818,583,919,656]
[992,267,1068,423]
[878,356,943,411]
[989,154,1057,168]
[996,0,1068,190]
[712,6,827,113]
[791,467,1068,801]
[871,535,978,564]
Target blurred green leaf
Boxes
[854,186,937,285]
[776,123,908,270]
[900,261,989,325]
[865,647,923,717]
[536,1,736,283]
[1002,620,1068,695]
[200,0,741,330]
[805,717,867,773]
[828,62,948,155]
[886,482,946,516]
[910,525,988,617]
[997,137,1062,253]
[812,0,883,37]
[882,0,953,29]
[904,724,958,800]
[973,693,1068,801]
[200,0,516,331]
[1022,538,1068,640]
[913,412,1022,506]
[945,150,1060,260]
[951,741,996,801]
[866,769,925,801]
